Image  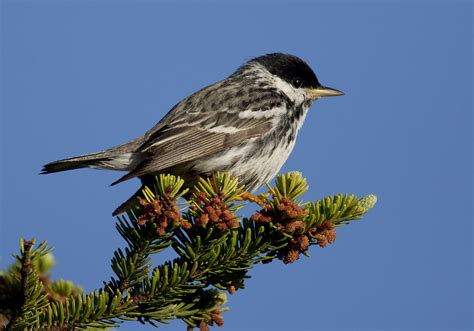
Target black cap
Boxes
[251,53,320,89]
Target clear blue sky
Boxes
[1,1,472,330]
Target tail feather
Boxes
[41,150,145,174]
[42,134,147,175]
[41,152,114,174]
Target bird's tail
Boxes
[41,151,109,174]
[41,151,142,174]
[41,134,147,175]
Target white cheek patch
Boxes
[249,63,310,106]
[270,75,308,105]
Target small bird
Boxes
[42,53,343,215]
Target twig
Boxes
[5,240,34,331]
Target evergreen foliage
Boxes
[0,172,377,330]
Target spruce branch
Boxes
[0,172,377,330]
[3,240,51,330]
[4,239,34,331]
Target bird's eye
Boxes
[293,78,303,88]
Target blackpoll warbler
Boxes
[42,53,343,215]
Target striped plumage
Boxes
[42,53,343,215]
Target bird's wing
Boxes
[110,78,287,185]
[111,108,280,185]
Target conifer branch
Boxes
[3,240,51,330]
[0,172,377,330]
[4,240,34,331]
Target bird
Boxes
[42,53,344,215]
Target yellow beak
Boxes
[308,86,344,98]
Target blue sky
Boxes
[1,1,472,330]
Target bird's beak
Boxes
[308,86,344,99]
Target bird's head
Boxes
[246,53,343,105]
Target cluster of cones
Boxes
[189,292,227,331]
[196,308,225,331]
[309,220,337,248]
[251,196,337,264]
[191,192,239,231]
[136,189,338,262]
[136,194,191,235]
[251,197,307,229]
